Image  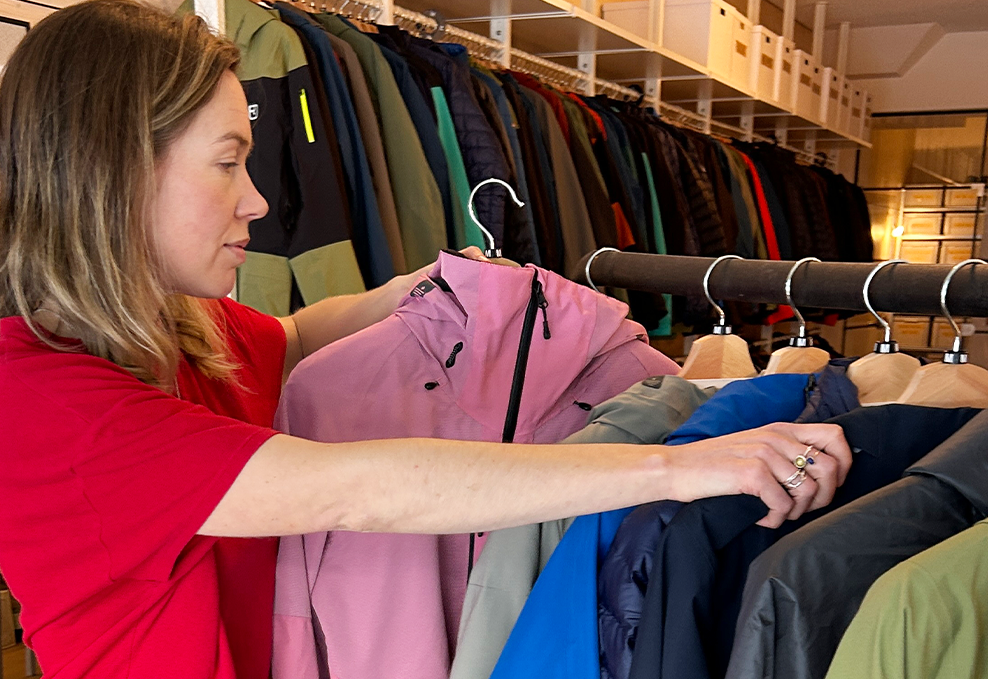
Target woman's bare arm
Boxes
[198,422,851,538]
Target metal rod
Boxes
[573,252,988,317]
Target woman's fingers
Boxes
[459,246,489,262]
[735,458,794,529]
[802,451,839,511]
[747,441,817,520]
[768,422,852,485]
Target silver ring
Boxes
[782,470,803,486]
[783,469,807,489]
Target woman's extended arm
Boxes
[198,422,852,538]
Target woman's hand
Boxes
[660,422,852,529]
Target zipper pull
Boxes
[536,282,551,339]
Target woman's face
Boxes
[150,70,268,298]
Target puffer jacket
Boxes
[411,41,511,251]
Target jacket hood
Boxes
[395,251,650,438]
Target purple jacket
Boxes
[272,252,678,679]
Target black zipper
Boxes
[470,271,551,583]
[501,271,546,443]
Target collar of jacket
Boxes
[906,408,988,515]
[395,251,649,437]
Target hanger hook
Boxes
[468,178,525,258]
[703,255,743,329]
[784,257,820,345]
[584,247,621,293]
[862,259,906,348]
[940,259,986,361]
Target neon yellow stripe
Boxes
[299,88,315,143]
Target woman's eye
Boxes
[220,162,239,170]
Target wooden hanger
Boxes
[764,257,831,375]
[679,255,759,380]
[846,259,921,404]
[897,259,988,408]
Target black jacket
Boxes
[726,407,988,679]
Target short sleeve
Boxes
[68,362,277,582]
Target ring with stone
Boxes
[793,445,818,469]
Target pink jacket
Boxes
[272,253,678,679]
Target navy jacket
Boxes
[598,374,812,679]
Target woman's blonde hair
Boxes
[0,0,243,388]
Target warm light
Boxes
[892,225,905,238]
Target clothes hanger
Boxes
[763,257,831,375]
[679,255,759,380]
[584,247,621,294]
[468,178,525,265]
[896,258,988,408]
[845,259,921,404]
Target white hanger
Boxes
[584,247,621,293]
[845,259,920,404]
[764,257,831,374]
[897,259,988,408]
[679,255,758,380]
[468,178,525,259]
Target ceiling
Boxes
[793,0,988,32]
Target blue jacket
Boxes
[491,374,810,679]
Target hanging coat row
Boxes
[181,0,873,330]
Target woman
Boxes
[0,2,851,678]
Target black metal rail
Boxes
[574,252,988,317]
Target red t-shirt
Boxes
[0,298,286,679]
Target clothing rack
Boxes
[576,251,988,317]
[650,101,830,167]
[262,0,827,159]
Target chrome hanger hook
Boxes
[584,247,621,293]
[862,259,906,351]
[784,257,820,345]
[940,259,986,362]
[703,255,743,331]
[468,178,525,258]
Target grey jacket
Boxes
[726,407,988,679]
[450,376,714,679]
